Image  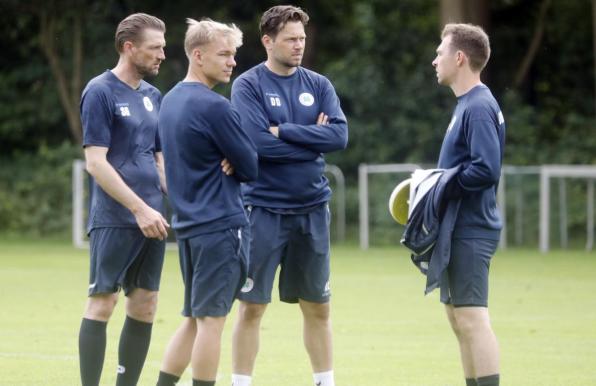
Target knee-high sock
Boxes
[116,316,153,386]
[79,318,107,386]
[156,371,180,386]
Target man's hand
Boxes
[221,158,235,175]
[317,112,329,125]
[269,126,279,138]
[132,204,170,240]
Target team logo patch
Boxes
[241,278,254,293]
[299,92,315,106]
[143,96,154,112]
[117,365,126,374]
[323,280,331,296]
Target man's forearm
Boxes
[86,158,148,214]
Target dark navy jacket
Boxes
[401,166,461,294]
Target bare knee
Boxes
[126,289,159,322]
[85,293,119,321]
[452,307,492,339]
[238,302,267,324]
[197,316,227,334]
[445,306,462,337]
[300,301,330,324]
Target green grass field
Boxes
[1,239,595,386]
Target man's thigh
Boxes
[179,227,247,317]
[440,238,498,307]
[237,207,288,303]
[280,204,331,304]
[88,227,165,296]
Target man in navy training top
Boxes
[78,13,169,386]
[432,23,505,386]
[155,18,258,386]
[230,5,348,386]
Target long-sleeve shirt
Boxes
[158,82,258,239]
[231,63,348,209]
[437,84,506,240]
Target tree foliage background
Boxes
[0,0,594,236]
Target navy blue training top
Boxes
[437,84,506,240]
[158,82,258,239]
[231,63,348,209]
[81,70,164,232]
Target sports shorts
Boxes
[237,204,331,304]
[440,237,499,307]
[178,227,248,317]
[88,227,166,296]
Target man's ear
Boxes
[122,40,135,57]
[262,34,273,50]
[192,47,203,66]
[456,50,467,67]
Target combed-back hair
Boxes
[115,13,165,53]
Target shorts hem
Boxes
[280,295,330,304]
[452,302,488,308]
[183,309,232,318]
[236,295,271,304]
[123,284,160,296]
[441,297,488,307]
[88,286,121,296]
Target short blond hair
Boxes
[184,18,243,58]
[442,23,490,72]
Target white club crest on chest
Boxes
[143,96,154,112]
[299,92,314,106]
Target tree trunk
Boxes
[439,0,490,80]
[513,0,551,88]
[440,0,489,29]
[39,9,83,144]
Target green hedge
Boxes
[0,143,81,237]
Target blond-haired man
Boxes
[155,19,257,386]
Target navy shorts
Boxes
[178,227,248,318]
[88,227,166,296]
[440,238,499,307]
[238,204,331,304]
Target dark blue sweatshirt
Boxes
[158,82,258,239]
[437,84,506,240]
[231,64,348,208]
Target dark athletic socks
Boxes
[466,378,478,386]
[477,374,500,386]
[116,316,153,386]
[156,371,181,386]
[79,318,107,386]
[193,380,215,386]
